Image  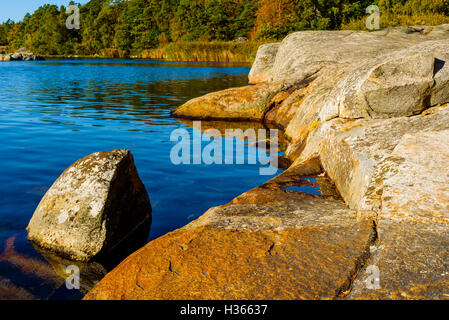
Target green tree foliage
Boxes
[0,0,448,56]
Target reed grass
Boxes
[140,41,267,63]
[100,48,129,59]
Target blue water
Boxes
[283,178,321,194]
[0,59,279,299]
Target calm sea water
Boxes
[0,59,279,299]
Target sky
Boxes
[0,0,89,23]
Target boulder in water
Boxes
[27,149,152,262]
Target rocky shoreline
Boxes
[0,48,44,61]
[27,25,449,300]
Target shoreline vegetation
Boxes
[138,41,265,63]
[2,0,449,63]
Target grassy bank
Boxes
[139,41,267,63]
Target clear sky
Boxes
[0,0,89,23]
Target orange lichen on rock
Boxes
[85,197,375,300]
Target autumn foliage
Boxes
[0,0,448,57]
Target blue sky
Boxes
[0,1,89,23]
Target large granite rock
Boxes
[320,41,449,120]
[0,52,44,61]
[172,81,294,121]
[27,149,151,261]
[347,220,449,299]
[174,28,449,136]
[378,129,449,221]
[279,43,449,154]
[291,107,449,299]
[85,166,376,300]
[346,128,449,299]
[257,25,449,83]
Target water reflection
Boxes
[0,234,64,300]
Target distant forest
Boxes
[0,0,448,56]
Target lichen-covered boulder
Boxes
[341,128,449,299]
[27,149,151,262]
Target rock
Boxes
[87,26,449,300]
[176,30,449,125]
[85,166,376,300]
[0,235,63,300]
[347,220,449,299]
[0,50,44,61]
[11,53,22,60]
[338,52,435,119]
[280,43,449,139]
[378,130,449,222]
[291,108,449,300]
[267,25,449,83]
[282,65,343,148]
[277,42,449,158]
[324,42,449,120]
[27,149,152,262]
[342,128,449,299]
[0,276,35,300]
[248,43,281,84]
[172,81,293,121]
